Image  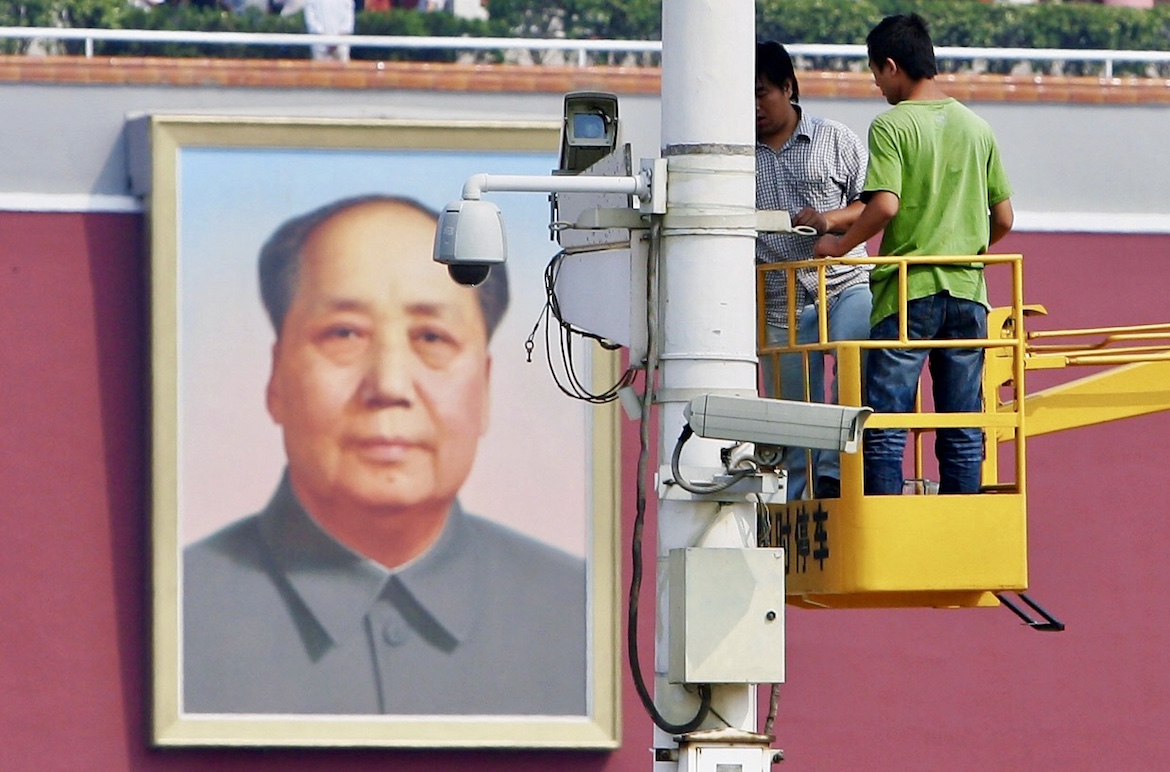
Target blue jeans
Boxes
[863,293,987,495]
[760,283,872,500]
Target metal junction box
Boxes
[668,547,786,684]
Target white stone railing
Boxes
[1,27,1168,77]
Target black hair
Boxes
[258,194,509,340]
[866,13,938,81]
[756,40,800,103]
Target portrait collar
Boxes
[258,471,483,652]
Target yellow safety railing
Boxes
[758,254,1028,494]
[1001,319,1170,439]
[756,254,1029,610]
[756,253,1170,614]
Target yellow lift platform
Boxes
[757,254,1170,618]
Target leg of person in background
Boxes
[761,313,821,501]
[802,282,872,498]
[864,295,938,494]
[930,295,988,494]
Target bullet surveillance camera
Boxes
[684,395,873,453]
[433,198,507,287]
[558,91,619,175]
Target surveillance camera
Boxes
[433,198,507,287]
[684,395,873,453]
[558,91,619,175]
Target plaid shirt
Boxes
[757,109,871,328]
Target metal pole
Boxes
[653,0,761,769]
[461,172,648,200]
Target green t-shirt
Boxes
[863,97,1013,326]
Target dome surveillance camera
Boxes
[432,198,507,287]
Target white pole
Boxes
[653,0,760,769]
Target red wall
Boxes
[2,214,1168,771]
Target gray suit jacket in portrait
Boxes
[182,473,587,715]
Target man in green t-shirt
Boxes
[813,13,1015,495]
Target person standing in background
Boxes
[755,40,872,500]
[814,14,1014,495]
[302,0,354,61]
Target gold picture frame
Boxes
[145,116,620,748]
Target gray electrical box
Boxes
[668,547,786,684]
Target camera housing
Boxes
[433,198,507,287]
[684,394,873,453]
[558,91,619,175]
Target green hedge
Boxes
[488,0,1170,61]
[758,0,1170,74]
[0,0,1167,74]
[0,2,491,58]
[490,0,1170,74]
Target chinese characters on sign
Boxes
[776,502,830,575]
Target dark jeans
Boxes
[760,283,872,500]
[864,293,987,495]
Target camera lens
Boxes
[448,263,491,287]
[573,113,606,140]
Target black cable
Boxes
[543,252,635,402]
[754,492,773,548]
[523,250,637,404]
[764,682,782,737]
[627,216,713,735]
[669,425,755,495]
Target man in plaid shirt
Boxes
[756,40,872,499]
